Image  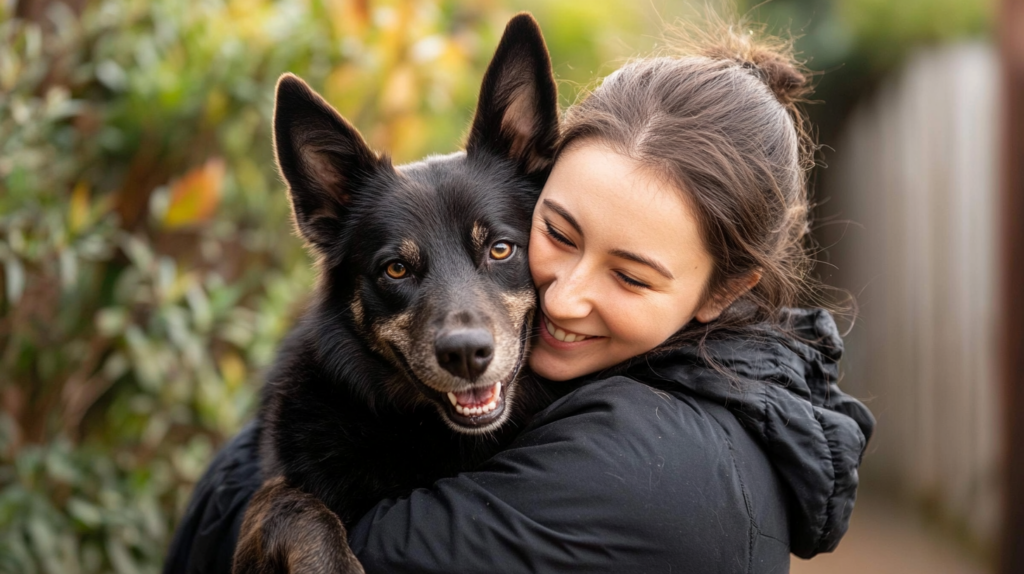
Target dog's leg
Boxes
[233,476,365,574]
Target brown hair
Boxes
[558,18,831,353]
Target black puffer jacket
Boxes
[164,308,873,573]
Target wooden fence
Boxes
[823,42,1002,551]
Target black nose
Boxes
[435,328,494,381]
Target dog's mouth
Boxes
[424,332,526,431]
[447,382,503,417]
[396,319,529,432]
[443,379,508,426]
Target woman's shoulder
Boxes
[532,375,749,449]
[527,375,791,561]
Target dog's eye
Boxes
[385,262,409,279]
[489,242,515,261]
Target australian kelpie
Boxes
[232,14,558,573]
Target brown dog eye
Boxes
[385,262,408,279]
[489,242,514,260]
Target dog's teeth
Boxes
[449,381,504,417]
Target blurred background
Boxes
[0,0,1016,572]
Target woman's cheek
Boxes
[528,232,557,287]
[609,297,680,355]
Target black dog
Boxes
[232,14,559,573]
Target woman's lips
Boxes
[539,314,604,349]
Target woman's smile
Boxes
[538,313,605,348]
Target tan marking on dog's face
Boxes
[499,289,536,323]
[372,311,437,409]
[471,222,488,253]
[371,311,414,359]
[350,289,365,327]
[398,239,421,267]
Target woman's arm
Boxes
[348,377,782,574]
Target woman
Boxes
[168,20,873,574]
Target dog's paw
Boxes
[234,476,365,574]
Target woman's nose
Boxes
[542,264,594,320]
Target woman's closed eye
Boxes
[615,271,651,290]
[544,220,576,248]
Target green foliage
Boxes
[743,0,993,72]
[839,0,992,68]
[0,0,522,571]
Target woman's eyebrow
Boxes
[609,248,674,280]
[541,199,583,236]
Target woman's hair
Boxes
[557,17,837,356]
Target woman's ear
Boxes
[694,270,763,323]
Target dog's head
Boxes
[272,14,557,434]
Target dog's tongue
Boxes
[454,382,499,406]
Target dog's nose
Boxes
[435,328,494,381]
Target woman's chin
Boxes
[528,345,598,381]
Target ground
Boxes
[791,494,989,574]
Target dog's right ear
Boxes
[273,73,389,251]
[466,13,559,175]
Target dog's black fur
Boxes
[233,14,558,574]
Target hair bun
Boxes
[738,47,809,106]
[704,39,809,106]
[667,17,811,106]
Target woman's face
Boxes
[527,142,717,381]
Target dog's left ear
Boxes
[273,73,391,252]
[466,13,559,175]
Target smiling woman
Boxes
[528,143,720,381]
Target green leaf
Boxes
[66,499,103,529]
[3,258,25,304]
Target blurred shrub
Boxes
[0,0,521,571]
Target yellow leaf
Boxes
[218,352,247,391]
[325,64,367,114]
[388,114,427,164]
[326,0,370,38]
[69,182,90,232]
[382,64,417,114]
[204,89,229,125]
[162,158,225,229]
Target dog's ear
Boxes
[466,13,559,175]
[273,73,389,250]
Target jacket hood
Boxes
[628,308,875,559]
